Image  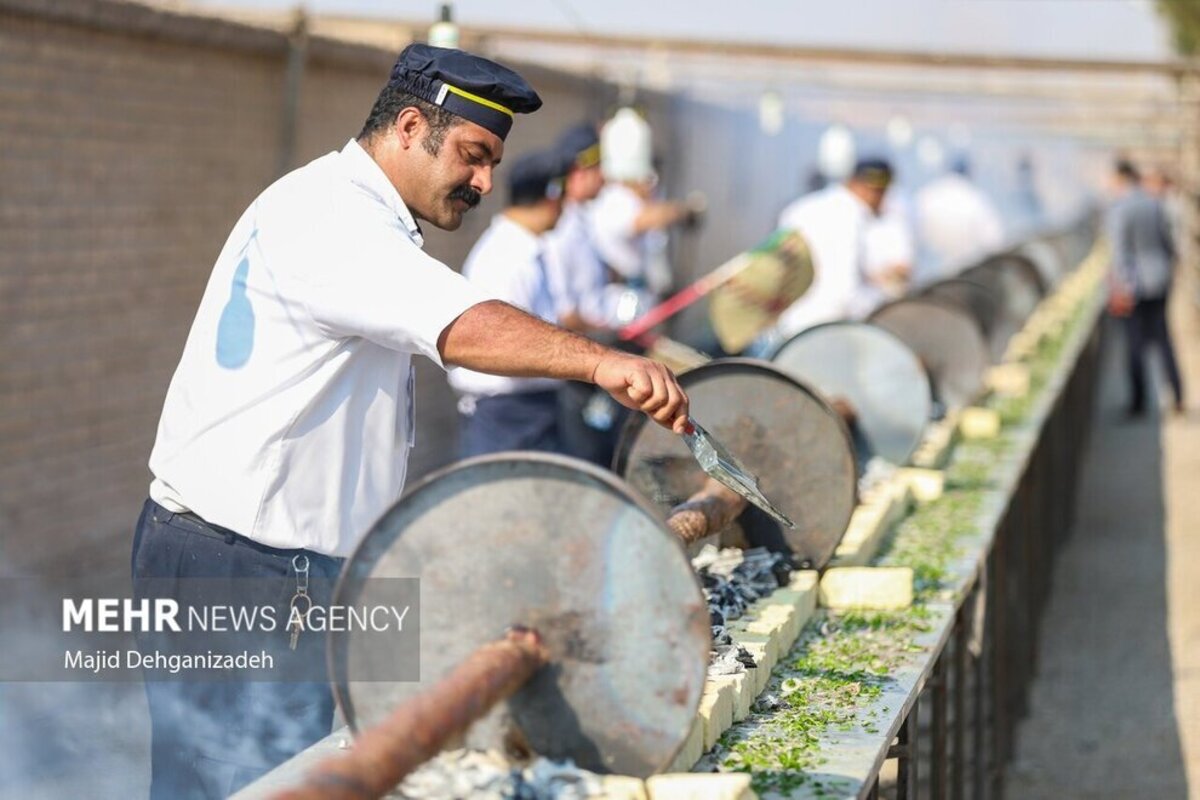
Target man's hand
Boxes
[592,353,690,433]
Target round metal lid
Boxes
[614,359,857,570]
[921,277,1001,360]
[331,453,710,777]
[868,297,990,410]
[771,322,932,466]
[963,255,1046,347]
[1015,238,1068,288]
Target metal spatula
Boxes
[681,418,795,529]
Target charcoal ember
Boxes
[753,693,783,712]
[693,546,793,669]
[520,759,601,799]
[734,645,756,670]
[399,750,602,799]
[707,644,746,676]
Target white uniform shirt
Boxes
[776,184,873,337]
[542,201,610,327]
[149,139,494,557]
[856,195,916,318]
[588,183,645,282]
[448,214,561,398]
[914,173,1005,282]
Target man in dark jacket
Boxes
[1107,159,1185,416]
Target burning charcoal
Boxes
[754,693,783,712]
[734,646,756,670]
[707,645,746,676]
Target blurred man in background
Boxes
[543,122,610,332]
[449,148,572,456]
[588,107,704,322]
[773,158,903,338]
[542,123,632,464]
[914,155,1006,282]
[1107,159,1185,417]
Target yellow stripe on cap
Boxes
[441,83,514,118]
[575,143,601,169]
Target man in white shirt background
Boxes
[772,159,904,341]
[449,147,571,456]
[914,156,1007,283]
[588,107,705,322]
[135,44,689,799]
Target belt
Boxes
[148,498,340,563]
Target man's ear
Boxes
[395,106,426,151]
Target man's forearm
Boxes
[438,300,609,382]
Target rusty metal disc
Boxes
[771,322,932,466]
[613,359,857,570]
[921,277,1002,360]
[1014,238,1068,289]
[868,297,990,410]
[331,453,710,777]
[963,255,1046,350]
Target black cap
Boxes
[556,123,601,171]
[388,43,542,140]
[508,148,568,206]
[851,157,894,189]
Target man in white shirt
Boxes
[588,108,703,320]
[774,159,901,339]
[449,148,570,455]
[914,157,1006,282]
[542,123,610,332]
[134,44,689,799]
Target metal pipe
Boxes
[273,627,549,800]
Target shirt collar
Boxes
[490,213,547,259]
[340,139,425,248]
[833,184,873,219]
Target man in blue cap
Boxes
[773,157,905,337]
[134,44,690,798]
[544,122,610,332]
[449,147,573,455]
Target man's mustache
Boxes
[449,185,481,209]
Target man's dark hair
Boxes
[358,85,461,156]
[1115,159,1140,184]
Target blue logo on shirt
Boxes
[216,242,256,369]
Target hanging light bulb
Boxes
[428,4,459,49]
[818,124,856,181]
[916,135,946,173]
[886,115,913,150]
[759,90,785,137]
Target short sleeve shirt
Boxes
[588,183,646,280]
[541,201,610,326]
[149,140,495,556]
[776,184,872,336]
[447,214,561,397]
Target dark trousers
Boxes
[458,390,563,458]
[131,499,342,799]
[556,381,627,468]
[1123,296,1184,413]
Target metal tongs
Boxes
[681,418,796,529]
